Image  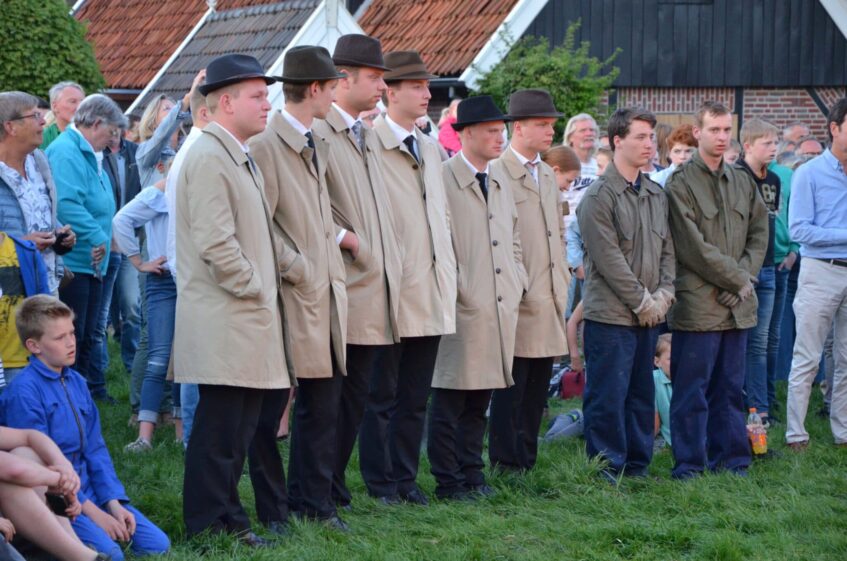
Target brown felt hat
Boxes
[276,46,345,83]
[332,34,390,71]
[383,51,438,82]
[507,88,564,120]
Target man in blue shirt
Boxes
[785,97,847,450]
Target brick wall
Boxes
[616,87,847,141]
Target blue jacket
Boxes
[45,127,114,275]
[0,357,128,506]
[9,235,50,296]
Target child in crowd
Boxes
[724,139,742,165]
[653,334,673,447]
[595,147,612,176]
[0,295,169,561]
[543,145,582,193]
[650,124,698,187]
[0,231,50,390]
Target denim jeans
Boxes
[583,320,659,475]
[90,253,122,390]
[766,266,790,410]
[566,276,584,319]
[745,266,776,413]
[138,272,178,423]
[776,256,802,380]
[114,253,141,371]
[129,270,147,413]
[181,383,199,448]
[59,273,105,397]
[671,329,750,478]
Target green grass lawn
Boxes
[101,343,847,560]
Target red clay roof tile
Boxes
[75,0,281,90]
[359,0,519,77]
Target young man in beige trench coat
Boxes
[175,54,291,545]
[489,89,571,473]
[248,46,350,531]
[362,51,457,505]
[428,96,527,500]
[310,35,406,510]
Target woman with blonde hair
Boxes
[134,71,205,188]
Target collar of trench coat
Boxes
[451,151,501,205]
[500,145,551,195]
[325,106,365,156]
[267,110,328,180]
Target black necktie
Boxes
[476,172,488,202]
[403,135,419,163]
[246,153,257,174]
[305,131,318,171]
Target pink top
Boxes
[438,115,462,156]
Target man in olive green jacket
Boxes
[665,102,768,480]
[577,108,675,481]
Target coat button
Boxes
[495,267,501,274]
[492,240,499,246]
[489,213,494,219]
[413,164,419,170]
[497,295,503,302]
[551,262,555,269]
[547,229,552,237]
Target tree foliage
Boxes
[474,21,619,138]
[0,0,105,99]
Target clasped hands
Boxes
[633,288,675,327]
[717,275,757,309]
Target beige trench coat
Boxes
[313,107,402,345]
[373,115,456,338]
[433,156,527,390]
[173,122,291,389]
[492,148,569,358]
[249,111,347,379]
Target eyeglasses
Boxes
[9,111,45,123]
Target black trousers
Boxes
[287,359,343,519]
[427,387,493,497]
[183,384,289,536]
[359,336,440,497]
[332,344,387,506]
[488,356,555,471]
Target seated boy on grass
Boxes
[0,295,169,561]
[653,334,673,448]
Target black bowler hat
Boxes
[383,51,438,82]
[507,88,564,120]
[332,34,390,71]
[276,46,346,83]
[452,96,510,131]
[199,54,275,95]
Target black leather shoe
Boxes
[337,503,353,512]
[598,469,620,486]
[237,531,272,548]
[95,554,112,561]
[265,520,290,537]
[469,484,495,497]
[400,488,429,506]
[377,494,402,506]
[323,515,351,532]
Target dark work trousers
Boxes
[670,329,751,479]
[488,356,555,471]
[427,388,493,497]
[582,320,659,475]
[359,336,441,497]
[287,356,344,520]
[183,384,289,536]
[332,344,387,507]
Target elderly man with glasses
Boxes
[45,94,127,403]
[0,91,77,300]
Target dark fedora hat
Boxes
[332,34,390,71]
[383,51,438,82]
[198,54,275,95]
[276,46,346,83]
[507,88,564,120]
[452,96,510,131]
